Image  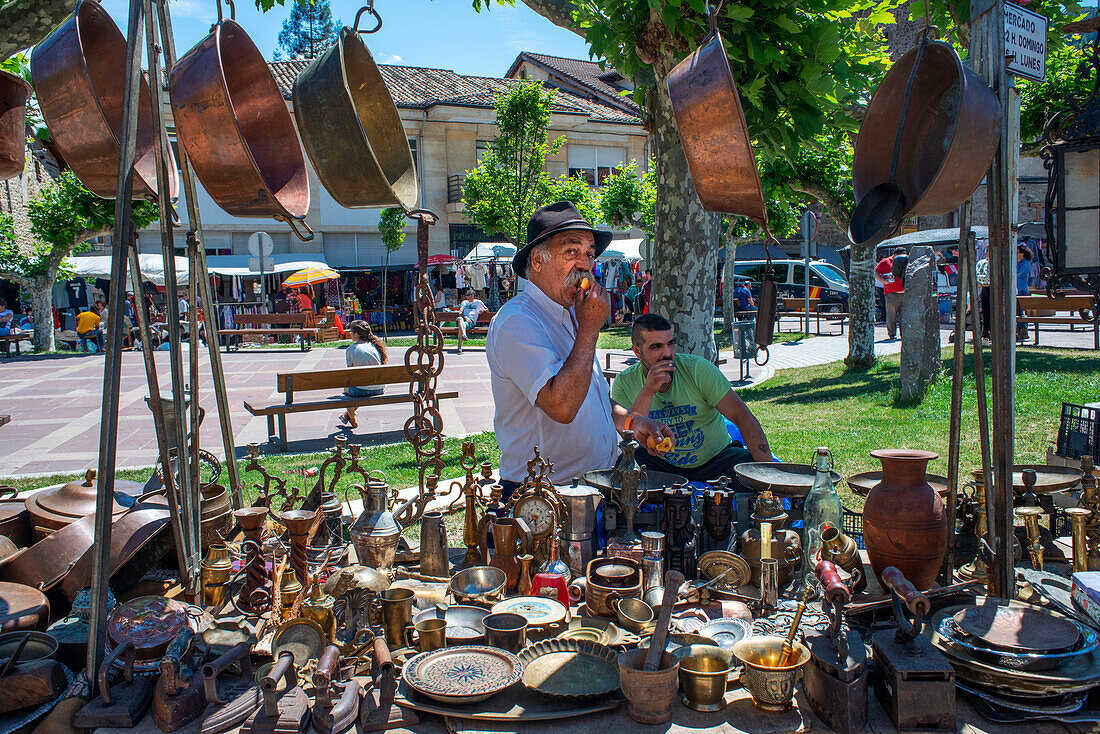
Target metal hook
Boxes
[353,3,383,34]
[276,214,315,242]
[216,0,235,23]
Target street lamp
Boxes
[1041,18,1100,316]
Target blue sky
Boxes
[96,0,596,77]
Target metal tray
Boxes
[846,471,950,497]
[583,469,686,503]
[953,599,1080,653]
[1013,465,1085,494]
[734,463,841,497]
[396,679,623,720]
[517,638,619,701]
[401,645,522,705]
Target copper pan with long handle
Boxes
[30,0,176,200]
[292,6,418,211]
[168,1,313,240]
[0,70,30,181]
[853,40,1001,224]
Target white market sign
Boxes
[1004,2,1048,82]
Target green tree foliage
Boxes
[463,81,581,245]
[276,0,340,60]
[1019,42,1095,145]
[918,0,1083,53]
[599,160,655,237]
[378,207,407,253]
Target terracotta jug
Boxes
[863,449,948,590]
[478,518,531,592]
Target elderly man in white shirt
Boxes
[487,201,672,496]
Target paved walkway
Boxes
[1,320,1094,477]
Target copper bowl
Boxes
[169,18,311,238]
[30,0,176,200]
[0,70,30,180]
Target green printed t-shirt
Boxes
[611,353,731,469]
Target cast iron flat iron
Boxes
[312,645,359,734]
[74,640,154,728]
[871,566,955,732]
[357,635,418,732]
[804,561,867,734]
[155,630,254,732]
[239,651,310,734]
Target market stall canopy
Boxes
[598,238,644,262]
[205,254,329,277]
[64,254,190,286]
[283,266,340,287]
[427,254,457,266]
[463,242,517,263]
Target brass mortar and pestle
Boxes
[732,581,813,711]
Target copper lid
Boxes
[26,469,138,522]
[107,595,189,660]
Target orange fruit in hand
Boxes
[579,277,592,292]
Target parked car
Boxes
[732,259,849,312]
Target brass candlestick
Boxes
[1066,507,1092,574]
[1015,506,1044,572]
[446,442,492,570]
[957,472,990,585]
[234,507,269,614]
[281,509,318,597]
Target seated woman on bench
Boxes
[339,320,388,429]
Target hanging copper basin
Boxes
[169,19,312,237]
[667,30,765,222]
[292,25,417,210]
[24,469,140,540]
[30,0,176,200]
[853,40,1001,219]
[0,70,30,180]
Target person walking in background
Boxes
[339,320,388,429]
[875,246,907,340]
[1017,244,1032,341]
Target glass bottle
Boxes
[800,447,842,592]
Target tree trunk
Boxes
[649,55,720,360]
[722,243,737,329]
[30,275,55,352]
[845,242,876,369]
[0,0,76,62]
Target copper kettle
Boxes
[168,2,313,240]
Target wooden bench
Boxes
[244,364,459,451]
[435,310,496,343]
[1017,294,1099,349]
[601,350,727,383]
[775,308,848,336]
[0,331,28,356]
[218,313,320,352]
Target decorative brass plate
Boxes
[517,638,619,701]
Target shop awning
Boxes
[64,254,190,286]
[463,242,517,262]
[205,254,330,277]
[598,238,644,262]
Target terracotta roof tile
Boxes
[267,60,640,125]
[516,52,640,114]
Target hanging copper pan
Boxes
[168,7,313,240]
[667,29,765,223]
[853,40,1001,221]
[0,70,30,180]
[30,0,176,200]
[292,8,417,210]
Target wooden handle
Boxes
[314,645,340,690]
[643,570,685,672]
[373,635,394,676]
[158,627,195,695]
[815,561,850,605]
[263,651,295,694]
[881,566,930,615]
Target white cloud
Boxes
[381,54,403,64]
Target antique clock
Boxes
[506,447,567,570]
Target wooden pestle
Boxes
[643,570,686,672]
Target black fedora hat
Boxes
[513,200,612,279]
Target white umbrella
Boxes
[463,242,517,262]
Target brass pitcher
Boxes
[419,511,448,577]
[349,480,402,570]
[477,517,532,592]
[200,543,233,609]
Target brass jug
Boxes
[349,480,402,570]
[200,543,234,609]
[477,517,532,592]
[419,511,448,577]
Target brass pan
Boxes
[169,14,312,240]
[667,29,764,222]
[292,12,417,210]
[30,0,176,200]
[853,40,1000,220]
[0,70,30,181]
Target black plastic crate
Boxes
[1057,402,1100,462]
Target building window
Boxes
[519,69,527,79]
[408,138,418,176]
[476,139,493,164]
[568,145,626,187]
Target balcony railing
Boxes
[447,174,464,204]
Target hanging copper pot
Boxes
[667,28,765,223]
[0,70,30,180]
[853,40,1000,223]
[168,6,313,240]
[292,8,417,210]
[30,0,176,200]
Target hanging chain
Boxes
[402,209,445,523]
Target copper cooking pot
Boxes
[0,70,30,180]
[292,9,418,210]
[667,28,765,222]
[0,487,32,548]
[30,0,176,200]
[24,469,141,540]
[168,9,313,240]
[853,40,1001,220]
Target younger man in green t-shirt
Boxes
[610,313,773,483]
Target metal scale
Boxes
[871,567,955,732]
[803,561,867,734]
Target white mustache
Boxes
[564,270,593,289]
